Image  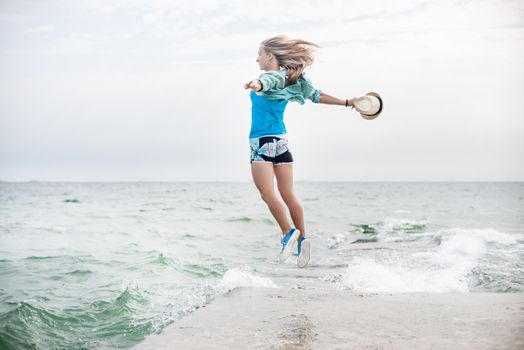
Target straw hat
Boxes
[354,92,383,120]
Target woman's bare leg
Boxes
[251,162,292,235]
[274,163,305,239]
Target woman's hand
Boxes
[244,79,262,92]
[347,97,357,109]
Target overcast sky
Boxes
[1,0,523,182]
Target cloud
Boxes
[1,0,523,181]
[4,1,522,60]
[0,13,32,23]
[26,24,56,35]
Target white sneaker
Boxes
[280,228,301,263]
[297,236,310,268]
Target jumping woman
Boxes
[244,35,358,268]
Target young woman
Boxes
[244,35,357,268]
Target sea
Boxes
[1,181,523,349]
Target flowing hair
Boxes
[260,35,320,85]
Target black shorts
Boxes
[249,134,294,165]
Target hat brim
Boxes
[359,92,383,120]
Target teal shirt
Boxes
[249,68,321,138]
[256,68,322,104]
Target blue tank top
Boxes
[249,90,289,139]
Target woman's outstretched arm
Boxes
[319,92,356,108]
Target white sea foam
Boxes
[341,258,471,292]
[326,232,348,249]
[449,227,521,245]
[339,228,521,293]
[216,266,278,292]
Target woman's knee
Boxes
[260,190,278,203]
[279,191,297,205]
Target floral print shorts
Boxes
[249,134,294,165]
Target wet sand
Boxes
[133,287,524,350]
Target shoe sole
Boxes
[297,240,310,268]
[280,229,301,263]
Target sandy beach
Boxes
[133,287,524,350]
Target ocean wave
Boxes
[148,252,225,278]
[375,217,428,235]
[63,269,93,276]
[0,284,157,349]
[215,266,278,292]
[339,257,474,293]
[0,301,66,349]
[191,206,213,211]
[112,269,280,341]
[325,218,429,249]
[447,227,522,245]
[334,227,522,293]
[63,198,80,203]
[49,269,94,281]
[225,216,275,225]
[23,254,94,262]
[90,285,149,317]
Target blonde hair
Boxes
[260,35,320,85]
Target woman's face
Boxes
[256,46,273,70]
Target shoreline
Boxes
[133,287,524,350]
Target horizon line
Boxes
[1,180,523,184]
